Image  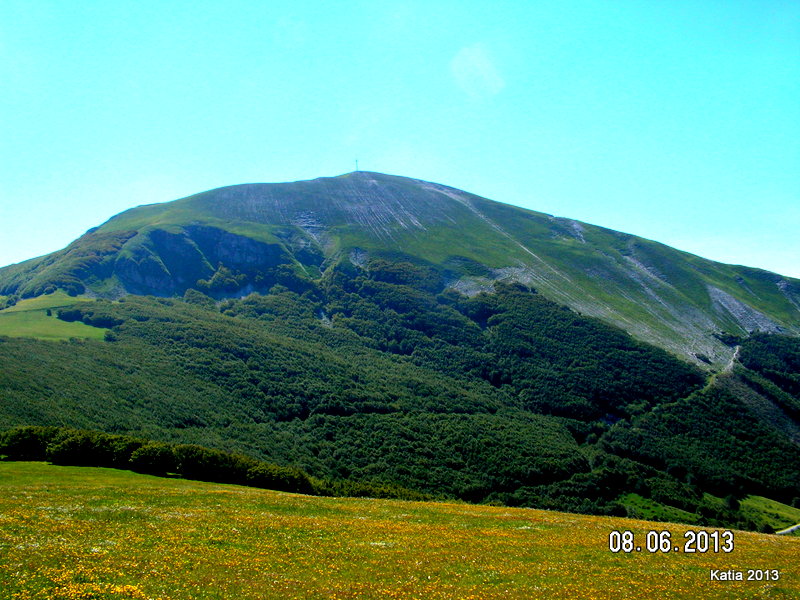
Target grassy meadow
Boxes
[0,293,105,340]
[0,462,797,600]
[740,497,800,533]
[619,493,800,534]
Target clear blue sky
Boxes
[2,1,798,277]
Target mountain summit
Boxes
[1,171,798,363]
[2,172,799,528]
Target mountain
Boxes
[1,171,799,530]
[1,171,798,365]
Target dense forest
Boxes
[1,259,799,531]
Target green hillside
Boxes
[1,462,798,600]
[0,171,798,533]
[0,291,106,340]
[1,172,798,364]
[1,273,798,530]
[0,285,698,511]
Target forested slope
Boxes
[2,261,798,529]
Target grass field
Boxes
[618,493,701,526]
[620,493,800,534]
[0,292,105,340]
[0,462,797,599]
[740,497,800,533]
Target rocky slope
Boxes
[2,171,799,364]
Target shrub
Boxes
[56,308,83,322]
[247,463,314,495]
[173,444,241,482]
[183,288,217,310]
[45,430,142,468]
[0,426,60,460]
[130,443,177,476]
[46,431,104,466]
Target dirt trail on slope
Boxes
[724,345,741,373]
[776,523,800,535]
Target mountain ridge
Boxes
[1,171,799,365]
[1,178,799,529]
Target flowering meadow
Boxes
[0,462,796,599]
